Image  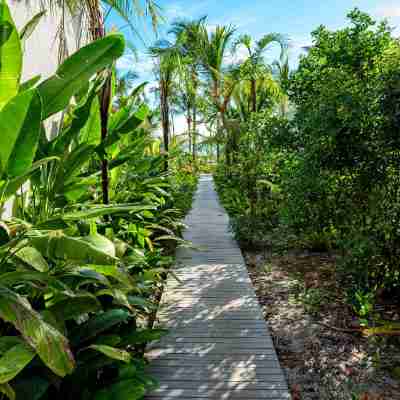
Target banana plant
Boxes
[0,0,125,211]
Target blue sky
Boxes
[109,0,400,76]
[106,0,400,135]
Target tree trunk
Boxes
[192,104,197,161]
[251,78,257,113]
[100,76,111,204]
[160,80,170,172]
[89,2,110,204]
[187,111,192,158]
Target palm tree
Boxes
[150,44,180,171]
[169,18,205,161]
[233,33,288,113]
[39,0,160,203]
[196,24,236,163]
[273,47,291,116]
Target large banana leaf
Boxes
[0,286,75,377]
[47,295,101,321]
[61,204,155,221]
[29,234,118,265]
[101,104,149,151]
[19,10,46,44]
[80,97,101,146]
[38,34,125,119]
[0,342,36,384]
[0,89,42,178]
[1,157,58,202]
[15,246,49,272]
[87,345,131,363]
[70,309,130,346]
[50,79,104,155]
[0,2,22,110]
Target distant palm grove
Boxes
[0,0,399,399]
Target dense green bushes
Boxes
[215,10,400,307]
[0,3,197,399]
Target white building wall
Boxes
[10,0,85,81]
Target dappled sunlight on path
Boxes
[145,175,290,399]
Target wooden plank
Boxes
[145,175,290,399]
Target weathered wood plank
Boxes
[145,175,290,399]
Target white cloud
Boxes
[376,4,400,18]
[116,51,155,76]
[224,44,248,65]
[164,3,187,21]
[163,0,211,23]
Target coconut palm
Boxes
[273,46,291,116]
[169,18,206,161]
[233,32,288,113]
[150,43,180,171]
[195,24,237,163]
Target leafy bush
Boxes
[216,9,400,309]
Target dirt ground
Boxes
[242,250,400,400]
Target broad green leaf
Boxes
[70,309,130,346]
[19,11,46,43]
[94,380,146,400]
[116,104,149,135]
[0,22,12,47]
[0,89,41,177]
[0,271,53,287]
[35,217,69,231]
[2,156,59,200]
[80,97,101,146]
[0,2,22,110]
[38,34,125,119]
[0,383,15,400]
[30,234,118,265]
[47,295,101,321]
[15,246,49,272]
[61,204,155,221]
[96,288,132,311]
[82,234,115,257]
[0,286,75,377]
[85,265,133,287]
[88,345,131,363]
[19,75,41,92]
[101,104,149,151]
[0,337,24,355]
[50,79,103,154]
[0,343,35,383]
[56,144,95,188]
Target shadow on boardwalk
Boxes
[145,175,291,400]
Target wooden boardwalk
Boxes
[146,175,290,399]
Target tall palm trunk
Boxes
[251,78,257,113]
[187,111,192,155]
[88,1,111,204]
[160,80,170,172]
[192,104,197,161]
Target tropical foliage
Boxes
[214,9,400,334]
[0,2,196,399]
